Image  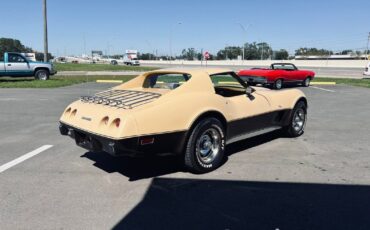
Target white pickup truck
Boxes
[0,52,57,80]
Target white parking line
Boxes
[310,86,336,93]
[0,145,53,173]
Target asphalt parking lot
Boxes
[1,83,370,229]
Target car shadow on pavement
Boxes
[81,130,283,181]
[112,177,370,230]
[81,152,184,181]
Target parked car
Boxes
[0,52,56,80]
[363,62,370,77]
[59,68,308,173]
[238,63,315,89]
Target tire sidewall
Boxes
[186,118,225,173]
[304,77,311,87]
[289,101,307,136]
[274,79,283,89]
[35,70,49,80]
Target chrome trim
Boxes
[226,126,281,144]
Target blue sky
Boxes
[1,0,369,56]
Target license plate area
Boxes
[74,131,102,152]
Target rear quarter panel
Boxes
[131,92,227,136]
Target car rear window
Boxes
[143,73,191,90]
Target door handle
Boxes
[7,64,11,66]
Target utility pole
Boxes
[366,32,370,56]
[236,23,251,62]
[43,0,48,62]
[261,44,264,60]
[169,22,182,65]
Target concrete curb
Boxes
[311,82,336,85]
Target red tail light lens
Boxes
[71,109,77,117]
[102,116,109,125]
[113,118,121,128]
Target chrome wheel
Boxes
[304,78,310,87]
[196,128,221,164]
[292,108,306,132]
[275,79,282,89]
[39,72,47,80]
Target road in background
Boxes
[141,63,365,79]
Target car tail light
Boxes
[65,107,71,114]
[71,109,77,117]
[113,118,120,128]
[102,116,109,125]
[140,137,155,145]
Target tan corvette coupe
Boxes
[59,68,307,173]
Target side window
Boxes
[210,73,247,97]
[8,54,26,63]
[210,73,244,87]
[143,73,191,90]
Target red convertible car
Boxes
[238,63,315,89]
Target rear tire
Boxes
[184,118,225,174]
[34,69,49,80]
[282,101,307,137]
[273,79,283,89]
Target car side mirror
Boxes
[246,86,255,95]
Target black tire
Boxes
[282,101,307,137]
[34,69,49,80]
[273,79,283,89]
[303,77,311,87]
[110,60,118,65]
[184,118,225,173]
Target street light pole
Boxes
[236,23,251,62]
[366,32,370,56]
[169,22,182,64]
[43,0,48,62]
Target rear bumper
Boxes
[59,122,187,156]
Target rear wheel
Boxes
[273,79,283,89]
[184,118,225,173]
[282,101,307,137]
[303,77,311,87]
[34,69,49,80]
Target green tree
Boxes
[180,48,198,60]
[274,49,289,60]
[216,46,242,60]
[257,42,272,60]
[295,47,333,56]
[340,50,353,55]
[0,38,53,61]
[0,38,33,57]
[138,53,155,60]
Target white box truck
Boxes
[123,50,140,66]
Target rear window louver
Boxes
[80,89,161,109]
